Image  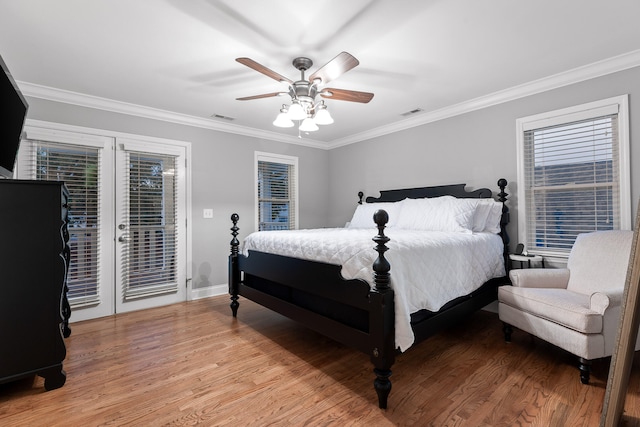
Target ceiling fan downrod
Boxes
[289,57,317,108]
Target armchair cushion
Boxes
[498,286,603,333]
[566,230,633,294]
[509,268,570,289]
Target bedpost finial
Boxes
[231,213,239,224]
[358,191,364,204]
[373,209,389,227]
[498,178,507,190]
[497,179,508,204]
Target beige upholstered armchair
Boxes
[498,230,638,383]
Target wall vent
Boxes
[211,114,235,121]
[401,108,424,117]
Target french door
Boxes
[18,124,188,321]
[114,139,186,313]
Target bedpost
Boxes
[229,213,240,317]
[358,191,364,204]
[497,178,510,271]
[370,209,395,409]
[372,210,391,291]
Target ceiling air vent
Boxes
[211,114,235,121]
[401,108,424,117]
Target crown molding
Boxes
[19,48,640,151]
[327,49,640,149]
[18,82,328,150]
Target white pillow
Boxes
[471,198,503,232]
[347,202,402,229]
[483,200,503,234]
[471,200,491,232]
[395,196,476,233]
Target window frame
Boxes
[254,151,299,231]
[515,95,631,260]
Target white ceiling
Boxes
[1,0,640,148]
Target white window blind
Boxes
[256,152,298,231]
[121,152,179,299]
[523,115,619,254]
[517,95,631,258]
[21,140,102,307]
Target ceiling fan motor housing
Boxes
[293,81,316,103]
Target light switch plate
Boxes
[203,209,213,219]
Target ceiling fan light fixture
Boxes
[287,101,307,120]
[314,102,334,125]
[273,105,294,128]
[299,117,319,132]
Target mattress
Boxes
[242,227,505,351]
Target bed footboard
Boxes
[228,210,396,409]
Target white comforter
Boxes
[242,228,505,351]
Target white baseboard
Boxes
[190,283,228,300]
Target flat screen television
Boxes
[0,53,28,179]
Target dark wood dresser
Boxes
[0,179,70,390]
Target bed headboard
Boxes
[364,183,492,203]
[361,179,511,269]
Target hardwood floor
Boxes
[2,296,640,426]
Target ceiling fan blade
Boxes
[236,92,286,101]
[236,58,293,84]
[320,88,374,103]
[309,52,359,85]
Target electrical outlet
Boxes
[203,209,213,219]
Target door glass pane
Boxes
[33,142,101,307]
[123,152,178,299]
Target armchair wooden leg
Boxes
[578,357,591,384]
[502,322,513,343]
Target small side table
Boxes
[509,254,545,269]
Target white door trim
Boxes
[21,119,193,320]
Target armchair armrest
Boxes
[590,290,625,314]
[509,268,570,288]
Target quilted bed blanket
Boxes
[242,228,505,351]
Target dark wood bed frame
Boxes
[229,179,510,409]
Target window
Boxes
[255,152,298,231]
[516,95,631,258]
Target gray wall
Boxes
[22,64,640,291]
[24,98,330,291]
[328,66,640,249]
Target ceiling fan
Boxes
[236,52,374,132]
